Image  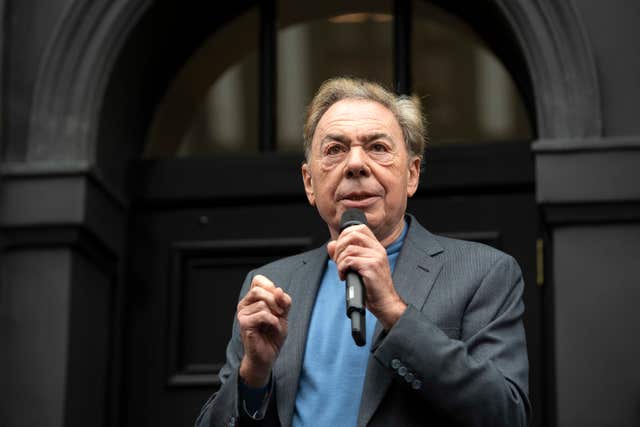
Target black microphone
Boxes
[339,208,368,347]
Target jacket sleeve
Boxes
[194,272,281,427]
[371,254,531,426]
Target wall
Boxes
[554,225,640,426]
[530,2,640,426]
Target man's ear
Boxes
[407,156,421,197]
[301,163,316,206]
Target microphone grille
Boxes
[340,208,368,231]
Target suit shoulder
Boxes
[431,233,517,270]
[248,245,326,281]
[426,234,523,299]
[406,214,514,266]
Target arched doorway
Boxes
[0,0,605,425]
[74,1,599,426]
[116,1,540,426]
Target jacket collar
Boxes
[358,214,445,426]
[273,245,327,427]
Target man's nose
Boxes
[345,146,371,178]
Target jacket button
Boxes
[404,372,415,383]
[228,416,236,426]
[411,379,422,390]
[398,366,407,377]
[391,359,401,370]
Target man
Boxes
[196,78,530,426]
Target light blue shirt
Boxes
[292,223,407,427]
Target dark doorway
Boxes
[118,1,542,426]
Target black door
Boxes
[122,141,542,426]
[120,2,543,425]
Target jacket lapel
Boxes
[273,246,327,427]
[358,217,445,427]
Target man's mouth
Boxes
[345,194,374,200]
[339,192,381,207]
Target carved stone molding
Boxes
[494,0,602,138]
[0,162,126,258]
[27,0,152,163]
[533,136,640,204]
[25,0,602,171]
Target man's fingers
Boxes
[251,274,275,289]
[251,275,291,312]
[335,246,377,270]
[272,286,292,314]
[332,227,380,261]
[338,224,375,244]
[327,240,337,259]
[238,275,292,318]
[240,309,279,327]
[240,286,283,315]
[239,309,286,337]
[239,300,272,317]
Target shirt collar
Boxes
[385,219,408,255]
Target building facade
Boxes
[1,1,639,426]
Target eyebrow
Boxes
[361,132,394,144]
[320,132,394,145]
[321,133,350,145]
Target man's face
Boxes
[302,99,421,245]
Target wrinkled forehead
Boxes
[313,99,402,141]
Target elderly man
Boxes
[195,78,530,426]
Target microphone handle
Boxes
[346,270,366,346]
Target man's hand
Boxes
[327,224,407,330]
[237,275,292,387]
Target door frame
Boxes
[6,1,603,426]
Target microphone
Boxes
[339,208,368,347]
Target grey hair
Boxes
[303,77,427,161]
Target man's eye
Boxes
[326,145,345,155]
[371,143,388,152]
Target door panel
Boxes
[124,202,327,425]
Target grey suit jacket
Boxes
[196,214,530,427]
